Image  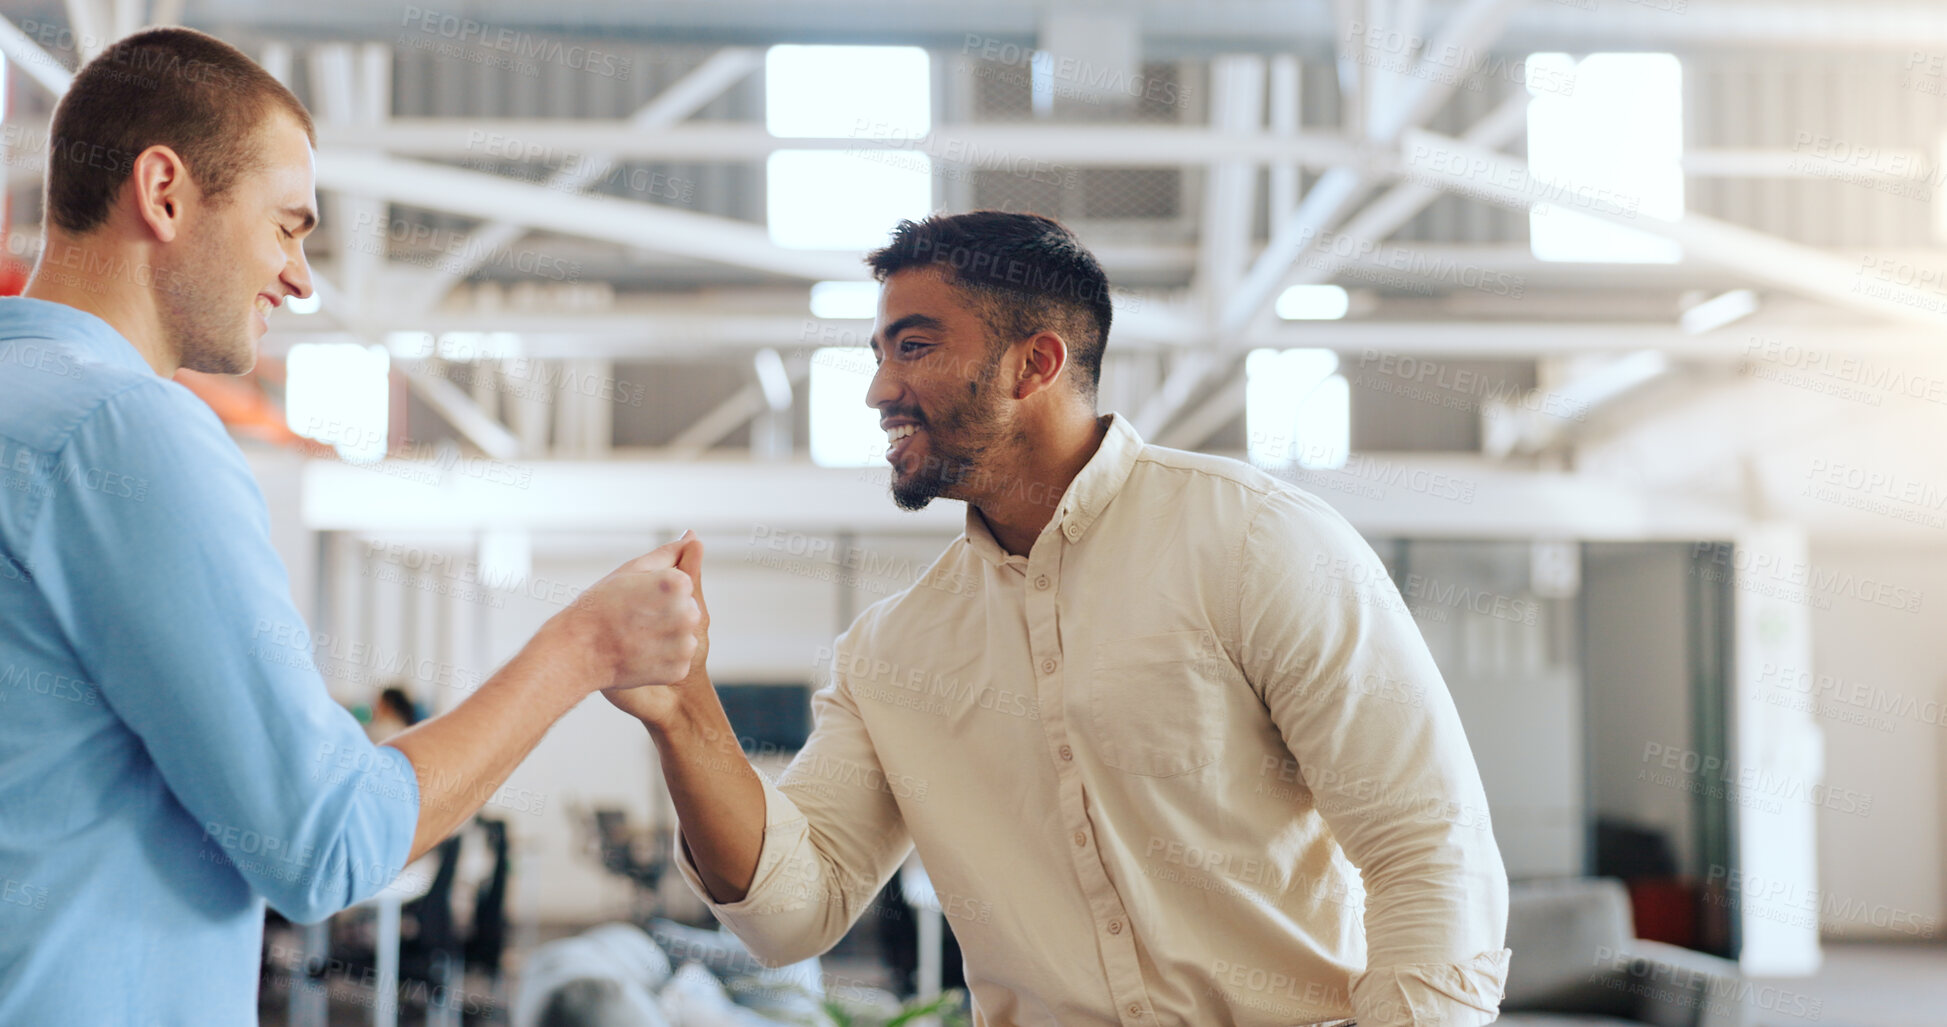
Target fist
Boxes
[603,533,711,727]
[568,536,702,690]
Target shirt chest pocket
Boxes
[1085,629,1228,777]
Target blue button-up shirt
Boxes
[0,298,420,1024]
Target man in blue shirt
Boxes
[0,28,703,1023]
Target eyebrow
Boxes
[870,313,948,355]
[281,206,318,233]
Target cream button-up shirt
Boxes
[677,413,1511,1027]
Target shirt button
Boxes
[1059,744,1073,761]
[1065,524,1081,540]
[1127,1004,1143,1017]
[1034,574,1051,590]
[1107,919,1123,934]
[1041,657,1058,674]
[1073,831,1087,847]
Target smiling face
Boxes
[866,268,1024,511]
[158,111,317,375]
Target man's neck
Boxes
[972,412,1112,558]
[22,235,173,376]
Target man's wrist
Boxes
[641,677,718,740]
[531,612,616,694]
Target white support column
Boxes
[1196,56,1267,325]
[1331,0,1364,137]
[313,44,392,318]
[109,0,142,40]
[1731,523,1823,976]
[62,0,108,62]
[1267,56,1302,227]
[750,347,795,461]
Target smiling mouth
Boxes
[885,424,922,462]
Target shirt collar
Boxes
[962,412,1145,567]
[0,297,154,376]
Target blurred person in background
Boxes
[0,28,699,1023]
[365,684,423,743]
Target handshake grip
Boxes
[566,531,707,693]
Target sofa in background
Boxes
[1500,877,1746,1027]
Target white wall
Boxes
[1407,541,1585,879]
[1804,544,1946,942]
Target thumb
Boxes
[632,529,695,573]
[675,535,708,618]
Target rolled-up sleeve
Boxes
[26,380,419,923]
[1234,488,1511,1027]
[673,630,911,966]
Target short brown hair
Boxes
[44,26,316,234]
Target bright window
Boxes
[808,347,885,467]
[1246,348,1349,471]
[765,45,930,139]
[1275,284,1351,320]
[766,46,934,251]
[286,343,391,463]
[1527,53,1684,264]
[809,280,881,319]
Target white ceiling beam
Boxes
[412,47,763,308]
[1132,350,1227,437]
[2,112,1917,183]
[313,150,864,282]
[660,358,809,460]
[1155,375,1247,450]
[1276,90,1531,294]
[1397,129,1947,332]
[263,315,1945,361]
[315,120,1374,167]
[1482,350,1674,458]
[163,2,1947,52]
[400,367,522,461]
[297,454,1744,541]
[1225,0,1529,342]
[0,16,76,94]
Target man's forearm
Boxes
[645,682,767,903]
[385,618,608,862]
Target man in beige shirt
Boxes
[604,211,1511,1026]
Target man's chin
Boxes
[180,340,258,376]
[889,473,940,512]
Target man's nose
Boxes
[865,358,898,413]
[283,247,315,303]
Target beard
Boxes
[889,363,1017,512]
[156,242,257,376]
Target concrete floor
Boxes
[1751,943,1947,1027]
